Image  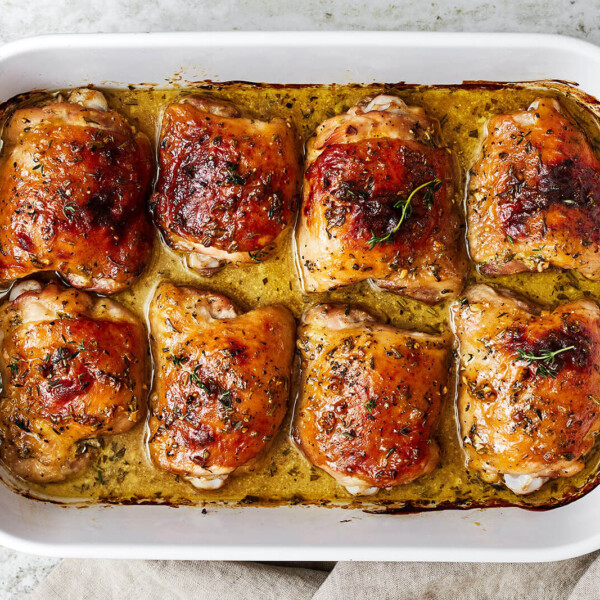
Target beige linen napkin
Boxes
[29,553,600,600]
[28,561,329,600]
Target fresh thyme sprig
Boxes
[62,201,78,219]
[249,249,266,263]
[367,178,442,249]
[516,345,575,378]
[187,365,210,393]
[225,162,245,186]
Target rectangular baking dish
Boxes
[2,31,600,562]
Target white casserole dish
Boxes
[2,31,600,561]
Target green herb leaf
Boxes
[62,201,78,219]
[249,250,266,263]
[225,163,245,186]
[188,366,209,393]
[8,357,20,376]
[218,389,233,409]
[367,178,442,249]
[516,345,575,378]
[169,353,186,368]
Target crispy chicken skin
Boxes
[295,95,466,304]
[0,280,147,483]
[0,89,153,293]
[293,303,449,495]
[467,98,600,279]
[147,282,295,489]
[151,96,301,275]
[450,284,600,495]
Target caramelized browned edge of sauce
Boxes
[1,80,600,513]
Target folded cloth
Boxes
[28,560,329,600]
[29,553,600,600]
[313,556,600,600]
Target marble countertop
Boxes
[1,0,600,45]
[0,0,599,597]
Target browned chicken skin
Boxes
[295,95,467,304]
[0,89,154,293]
[468,98,600,279]
[451,284,600,494]
[293,303,449,495]
[147,282,295,489]
[151,96,301,275]
[0,280,148,483]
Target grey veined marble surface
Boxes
[0,0,599,44]
[0,0,600,597]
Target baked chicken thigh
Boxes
[151,96,301,275]
[0,280,147,483]
[451,284,600,495]
[295,95,466,304]
[293,304,449,495]
[0,89,153,293]
[147,282,295,489]
[467,98,600,279]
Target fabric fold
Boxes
[29,553,600,600]
[29,560,327,600]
